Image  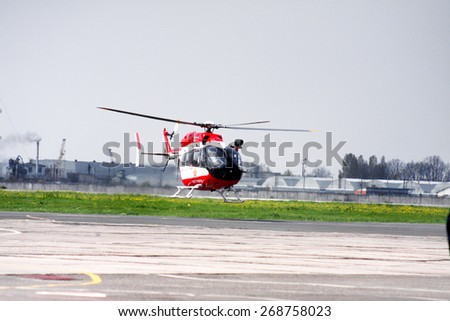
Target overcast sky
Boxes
[1,0,449,175]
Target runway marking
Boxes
[303,282,450,295]
[26,214,164,228]
[159,275,450,297]
[407,296,445,301]
[158,274,319,287]
[204,293,281,300]
[0,228,21,236]
[82,272,102,286]
[36,291,107,298]
[0,272,102,291]
[26,215,56,222]
[105,289,196,298]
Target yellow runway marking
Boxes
[82,272,102,286]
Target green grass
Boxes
[0,190,448,224]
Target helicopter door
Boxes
[224,146,243,170]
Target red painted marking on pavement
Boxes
[8,274,76,281]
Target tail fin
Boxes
[163,128,174,155]
[135,132,144,167]
[138,129,178,172]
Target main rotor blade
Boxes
[97,107,201,127]
[141,152,171,156]
[223,126,316,132]
[98,106,316,133]
[222,120,270,127]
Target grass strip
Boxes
[0,190,448,224]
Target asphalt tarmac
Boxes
[0,212,449,300]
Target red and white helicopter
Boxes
[98,107,312,202]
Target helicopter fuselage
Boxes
[171,130,244,190]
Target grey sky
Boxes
[1,0,449,175]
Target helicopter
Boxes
[98,106,312,202]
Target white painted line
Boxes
[160,275,450,296]
[158,274,304,286]
[0,228,21,236]
[36,291,107,298]
[204,293,281,301]
[26,215,56,222]
[105,289,196,297]
[304,283,450,294]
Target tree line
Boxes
[339,154,450,182]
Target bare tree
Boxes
[424,155,446,181]
[341,153,448,181]
[387,159,405,180]
[403,161,416,180]
[310,166,332,178]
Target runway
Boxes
[0,211,449,300]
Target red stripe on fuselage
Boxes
[181,173,239,190]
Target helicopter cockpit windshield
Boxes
[204,145,243,181]
[205,145,243,169]
[205,146,225,168]
[181,145,242,177]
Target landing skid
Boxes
[171,185,201,199]
[216,187,244,203]
[171,185,244,203]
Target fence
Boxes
[2,182,449,207]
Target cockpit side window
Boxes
[181,148,203,167]
[232,149,242,168]
[192,149,202,167]
[180,151,188,166]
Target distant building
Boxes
[237,174,450,197]
[437,185,450,197]
[0,158,179,187]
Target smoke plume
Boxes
[0,131,42,147]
